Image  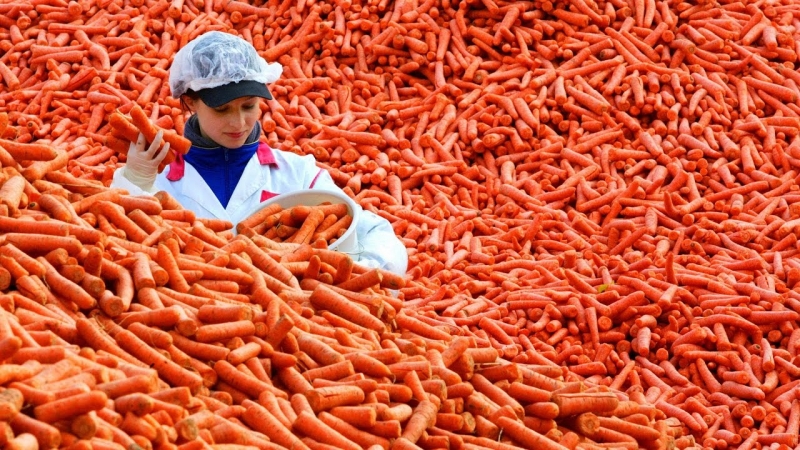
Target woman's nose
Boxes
[230,111,246,127]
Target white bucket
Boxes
[258,189,360,254]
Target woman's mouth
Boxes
[226,131,246,139]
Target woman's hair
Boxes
[180,89,200,112]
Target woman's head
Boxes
[182,90,262,149]
[169,31,282,146]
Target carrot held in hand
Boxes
[109,111,140,144]
[129,104,191,155]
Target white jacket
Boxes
[111,144,408,275]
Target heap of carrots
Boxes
[239,202,355,247]
[1,0,800,448]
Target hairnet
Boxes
[169,31,283,99]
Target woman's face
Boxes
[184,96,261,148]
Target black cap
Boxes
[196,80,272,108]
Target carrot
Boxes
[319,411,389,449]
[3,233,83,256]
[344,352,392,378]
[394,312,452,341]
[552,392,619,418]
[495,416,568,450]
[226,342,262,366]
[242,401,310,450]
[238,203,283,234]
[5,2,800,448]
[0,389,23,424]
[177,256,254,285]
[303,360,355,383]
[195,320,256,343]
[215,359,285,399]
[239,236,298,289]
[396,400,438,446]
[127,322,172,350]
[0,175,26,214]
[288,207,327,245]
[39,257,97,310]
[129,104,191,155]
[326,405,378,427]
[596,416,661,443]
[290,410,362,450]
[302,384,366,412]
[115,329,204,393]
[168,331,229,362]
[0,139,58,161]
[113,393,155,417]
[94,373,157,399]
[195,304,251,324]
[152,241,190,293]
[5,433,38,450]
[32,390,108,423]
[309,284,386,333]
[655,401,703,432]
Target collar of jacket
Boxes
[166,115,276,181]
[166,142,277,181]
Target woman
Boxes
[111,31,408,275]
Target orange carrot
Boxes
[294,410,362,450]
[194,320,256,343]
[32,390,108,423]
[309,284,386,333]
[3,233,82,256]
[0,139,58,161]
[552,392,619,418]
[115,329,204,393]
[129,104,191,155]
[242,401,310,450]
[289,207,327,245]
[39,257,96,310]
[215,360,284,399]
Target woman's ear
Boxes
[181,95,196,112]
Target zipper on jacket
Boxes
[224,149,230,207]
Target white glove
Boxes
[122,131,170,192]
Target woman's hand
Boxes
[122,131,171,191]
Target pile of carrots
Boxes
[239,202,355,247]
[1,0,800,448]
